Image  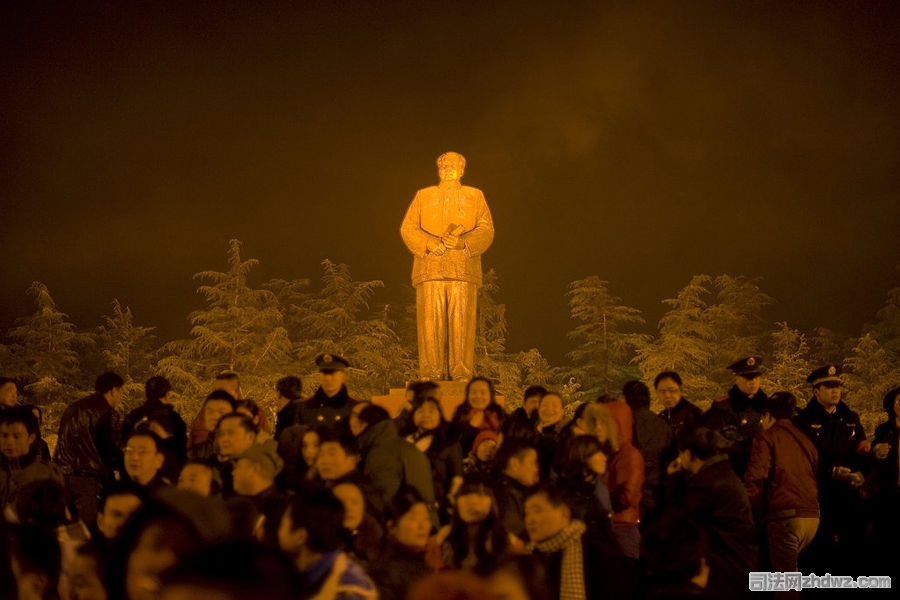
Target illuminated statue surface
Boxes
[400,152,495,381]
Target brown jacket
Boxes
[743,418,819,520]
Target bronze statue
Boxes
[400,152,495,381]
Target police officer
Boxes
[296,354,360,432]
[702,356,766,477]
[794,365,869,576]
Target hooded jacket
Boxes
[606,402,644,526]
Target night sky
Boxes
[3,1,899,365]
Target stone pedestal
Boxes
[371,380,503,420]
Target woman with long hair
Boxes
[432,473,519,572]
[401,393,463,523]
[554,434,616,545]
[450,377,506,455]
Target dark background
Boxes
[3,1,899,365]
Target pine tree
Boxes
[7,282,90,402]
[706,275,772,370]
[566,276,648,395]
[636,275,773,406]
[844,334,899,418]
[809,327,854,366]
[95,300,156,382]
[157,240,293,411]
[867,276,900,358]
[501,348,560,411]
[474,269,520,389]
[636,275,718,404]
[293,259,413,397]
[767,322,813,400]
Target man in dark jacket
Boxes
[743,392,819,575]
[54,371,125,525]
[703,356,766,477]
[274,375,304,440]
[297,354,360,432]
[794,365,869,576]
[0,406,63,508]
[493,439,540,540]
[525,483,634,600]
[121,376,187,461]
[668,427,758,600]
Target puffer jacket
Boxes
[357,419,436,519]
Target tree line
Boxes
[2,239,899,440]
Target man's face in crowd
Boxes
[506,448,540,488]
[655,378,682,410]
[332,482,365,530]
[107,386,124,408]
[813,382,842,411]
[177,463,214,497]
[215,417,255,458]
[203,400,233,432]
[524,492,570,543]
[522,394,541,417]
[124,435,164,485]
[319,369,346,397]
[97,493,142,539]
[67,552,107,600]
[232,458,260,495]
[0,422,34,459]
[735,374,761,397]
[0,382,18,407]
[315,441,357,480]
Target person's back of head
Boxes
[95,372,124,396]
[145,376,172,404]
[4,524,62,600]
[14,479,70,530]
[160,539,300,600]
[622,380,651,410]
[761,392,796,421]
[275,376,303,401]
[356,404,391,432]
[282,488,345,555]
[408,380,440,404]
[676,426,727,461]
[523,385,548,401]
[641,515,709,589]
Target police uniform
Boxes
[702,356,766,477]
[794,365,869,575]
[296,354,360,431]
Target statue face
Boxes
[438,160,464,183]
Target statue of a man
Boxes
[400,152,495,381]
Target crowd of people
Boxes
[0,352,896,600]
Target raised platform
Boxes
[371,380,503,420]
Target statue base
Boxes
[371,380,503,420]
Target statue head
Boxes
[437,151,466,184]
